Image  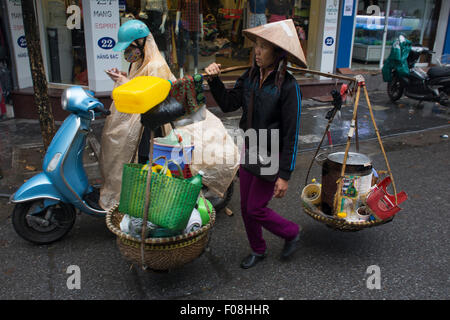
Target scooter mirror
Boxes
[61,86,103,114]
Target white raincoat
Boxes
[99,34,176,211]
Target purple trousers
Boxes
[239,166,299,254]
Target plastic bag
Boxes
[119,214,158,239]
[184,208,202,233]
[154,128,192,146]
[173,105,207,127]
[177,109,239,198]
[140,96,185,130]
[119,214,183,239]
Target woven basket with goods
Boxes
[106,203,215,271]
[109,75,219,271]
[301,75,407,232]
[301,196,392,232]
[108,155,214,271]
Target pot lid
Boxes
[327,152,372,166]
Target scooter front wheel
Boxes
[12,200,76,245]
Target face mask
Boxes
[124,46,142,63]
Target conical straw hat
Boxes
[243,19,307,68]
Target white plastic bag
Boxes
[177,109,239,198]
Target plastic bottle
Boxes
[337,212,347,219]
[188,170,204,187]
[197,198,212,225]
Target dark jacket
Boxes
[207,67,302,181]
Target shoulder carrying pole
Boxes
[201,65,358,83]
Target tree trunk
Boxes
[21,0,55,150]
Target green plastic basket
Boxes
[118,159,202,231]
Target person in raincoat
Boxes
[204,19,306,269]
[99,20,176,211]
[382,34,412,82]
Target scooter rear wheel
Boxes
[387,75,404,102]
[12,200,76,245]
[203,181,234,213]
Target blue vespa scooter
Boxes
[10,87,111,244]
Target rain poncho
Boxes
[99,33,176,211]
[382,34,411,82]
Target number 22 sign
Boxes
[98,37,116,50]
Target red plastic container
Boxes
[366,176,408,221]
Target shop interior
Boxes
[352,0,440,68]
[123,0,311,79]
[34,0,312,86]
[41,0,88,86]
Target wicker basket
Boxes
[301,196,392,232]
[106,204,216,271]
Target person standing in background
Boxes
[267,0,294,23]
[176,0,204,77]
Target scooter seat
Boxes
[427,66,450,79]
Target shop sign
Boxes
[82,0,120,91]
[344,0,354,17]
[320,0,339,79]
[5,0,32,88]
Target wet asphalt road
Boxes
[0,91,449,301]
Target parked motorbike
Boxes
[10,86,233,245]
[386,37,450,106]
[10,87,110,244]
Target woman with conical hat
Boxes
[205,19,307,269]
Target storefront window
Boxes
[117,0,309,78]
[352,0,439,67]
[40,0,88,85]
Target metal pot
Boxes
[318,152,373,215]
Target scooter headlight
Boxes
[47,152,62,172]
[61,88,71,110]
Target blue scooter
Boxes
[10,87,110,244]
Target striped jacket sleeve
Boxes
[278,78,302,181]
